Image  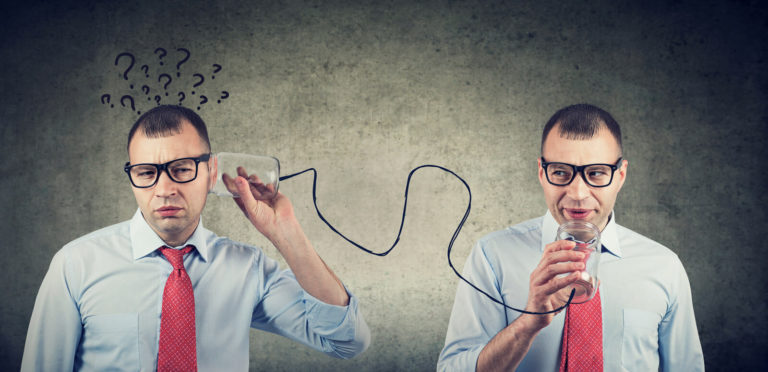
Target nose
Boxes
[153,169,178,197]
[565,172,591,201]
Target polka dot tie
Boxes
[158,245,197,372]
[558,288,603,372]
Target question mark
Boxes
[101,94,114,108]
[114,52,135,81]
[191,73,204,95]
[141,64,149,78]
[158,74,172,96]
[155,48,167,66]
[217,91,229,104]
[142,85,151,100]
[197,95,208,110]
[155,95,162,105]
[178,92,186,105]
[212,64,222,79]
[121,95,138,114]
[176,48,190,78]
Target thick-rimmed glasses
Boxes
[124,154,211,188]
[541,157,622,188]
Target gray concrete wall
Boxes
[1,0,766,370]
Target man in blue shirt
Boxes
[22,105,370,371]
[438,104,703,371]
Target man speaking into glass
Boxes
[22,105,370,371]
[438,104,703,371]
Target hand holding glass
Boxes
[210,153,280,200]
[556,221,601,304]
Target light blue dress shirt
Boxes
[22,209,370,371]
[438,211,704,371]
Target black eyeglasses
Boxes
[540,157,622,188]
[124,154,211,188]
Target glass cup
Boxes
[210,152,280,200]
[556,221,601,304]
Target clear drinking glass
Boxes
[210,152,280,200]
[556,221,601,304]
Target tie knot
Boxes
[159,245,194,270]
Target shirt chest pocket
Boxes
[621,308,661,370]
[80,313,140,371]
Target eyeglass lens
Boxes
[129,159,199,187]
[546,163,614,187]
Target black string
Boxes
[279,165,574,315]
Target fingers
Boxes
[530,260,585,293]
[234,166,276,200]
[532,255,584,280]
[234,176,271,221]
[222,173,249,215]
[534,242,584,277]
[539,271,582,297]
[222,173,241,197]
[528,239,588,303]
[537,250,584,271]
[543,239,578,253]
[234,176,257,205]
[236,166,248,179]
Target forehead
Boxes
[542,126,621,165]
[128,121,208,164]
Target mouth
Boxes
[156,206,183,217]
[563,208,593,220]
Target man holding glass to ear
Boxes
[438,104,703,371]
[22,105,370,371]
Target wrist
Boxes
[266,219,310,255]
[513,313,548,337]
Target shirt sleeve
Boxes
[21,249,82,372]
[658,256,705,371]
[249,256,370,359]
[438,241,509,372]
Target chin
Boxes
[154,220,187,232]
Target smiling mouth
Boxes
[564,209,592,220]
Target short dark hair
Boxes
[541,103,623,155]
[127,105,211,152]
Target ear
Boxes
[537,157,547,187]
[614,158,628,191]
[208,154,218,192]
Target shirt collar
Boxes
[541,210,622,258]
[129,208,210,262]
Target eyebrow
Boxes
[128,153,210,165]
[541,157,621,165]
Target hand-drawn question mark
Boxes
[142,85,151,101]
[178,92,186,105]
[155,48,167,66]
[212,64,222,79]
[154,95,162,105]
[141,64,149,78]
[217,91,229,104]
[158,73,172,96]
[176,48,190,77]
[191,73,204,95]
[101,94,114,108]
[114,52,135,88]
[197,95,208,110]
[121,95,140,115]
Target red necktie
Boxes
[559,288,603,372]
[158,246,197,372]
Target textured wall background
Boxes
[1,0,766,370]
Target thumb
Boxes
[234,176,258,213]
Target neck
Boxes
[145,216,199,248]
[160,235,192,248]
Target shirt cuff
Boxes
[302,287,359,341]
